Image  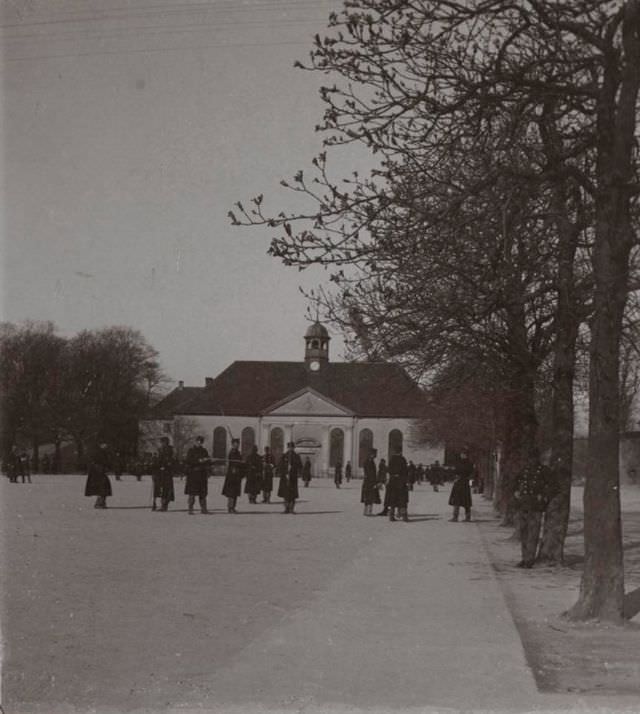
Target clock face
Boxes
[309,360,320,372]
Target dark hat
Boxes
[160,436,170,444]
[287,441,295,448]
[370,448,378,456]
[195,435,204,443]
[231,437,240,444]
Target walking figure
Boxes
[334,459,343,488]
[361,448,381,515]
[222,438,243,513]
[185,435,210,514]
[152,436,176,512]
[277,441,302,513]
[345,461,352,483]
[18,451,32,483]
[84,440,112,509]
[302,457,312,487]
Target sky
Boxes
[1,0,355,388]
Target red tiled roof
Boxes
[149,361,427,419]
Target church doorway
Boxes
[295,437,322,478]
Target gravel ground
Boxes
[1,475,639,714]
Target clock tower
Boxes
[304,321,330,371]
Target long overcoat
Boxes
[222,447,244,498]
[184,444,210,497]
[277,450,302,502]
[448,475,472,509]
[361,456,381,505]
[244,448,263,496]
[302,459,312,484]
[262,451,275,492]
[84,446,113,497]
[386,453,409,508]
[153,444,176,502]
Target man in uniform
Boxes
[244,445,263,504]
[387,446,409,522]
[84,440,112,509]
[261,446,275,503]
[514,456,554,568]
[448,452,473,521]
[222,437,243,513]
[153,436,176,511]
[184,435,210,515]
[334,459,343,488]
[277,441,302,514]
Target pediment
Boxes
[263,387,352,416]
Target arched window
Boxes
[212,427,227,461]
[241,427,255,459]
[388,429,403,460]
[358,428,374,467]
[330,428,344,468]
[270,427,284,463]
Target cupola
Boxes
[304,321,330,371]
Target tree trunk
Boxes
[568,6,639,620]
[539,179,580,564]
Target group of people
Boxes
[83,434,485,525]
[84,436,309,515]
[3,446,32,483]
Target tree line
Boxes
[230,1,640,622]
[0,321,166,470]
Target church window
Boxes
[213,427,227,461]
[270,427,284,463]
[241,427,255,459]
[388,429,403,459]
[330,428,344,467]
[358,429,374,467]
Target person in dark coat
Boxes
[153,437,176,512]
[448,453,473,521]
[185,436,210,514]
[334,460,343,488]
[416,463,425,485]
[17,451,32,483]
[386,447,409,522]
[261,446,275,503]
[430,460,444,492]
[84,441,112,509]
[407,461,416,491]
[514,457,555,567]
[277,441,302,514]
[361,448,381,515]
[376,458,390,516]
[222,438,243,513]
[5,446,19,483]
[302,457,312,487]
[345,461,352,483]
[244,445,263,504]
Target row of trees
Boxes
[0,321,166,468]
[231,1,640,622]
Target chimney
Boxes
[178,380,184,390]
[205,377,214,388]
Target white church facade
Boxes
[142,323,444,476]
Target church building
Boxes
[143,322,443,477]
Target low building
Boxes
[142,322,443,476]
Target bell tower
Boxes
[304,321,330,372]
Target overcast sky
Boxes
[1,0,356,387]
